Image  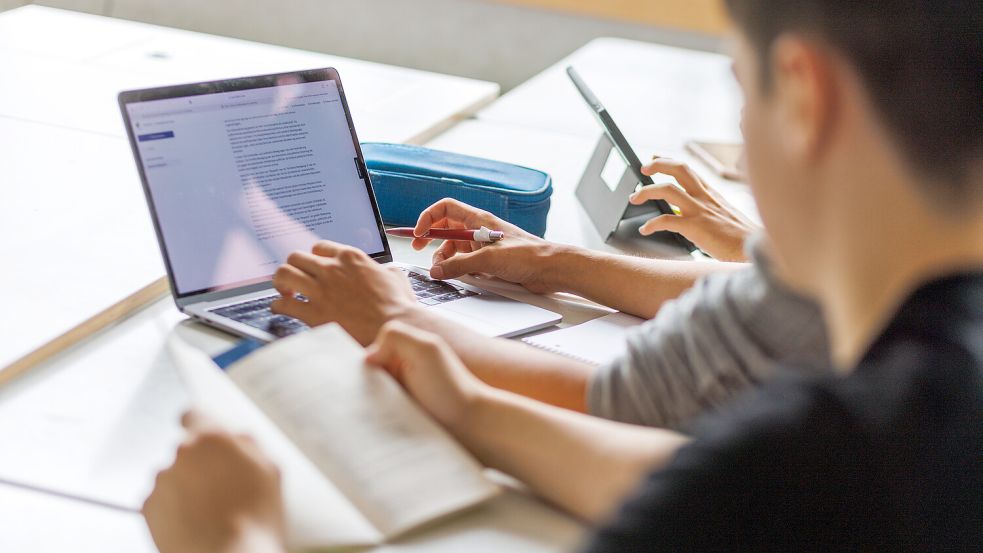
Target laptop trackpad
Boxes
[428,299,506,336]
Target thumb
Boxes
[181,409,224,433]
[431,248,493,280]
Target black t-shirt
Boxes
[584,274,983,552]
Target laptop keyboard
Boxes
[209,269,476,337]
[400,268,479,306]
[210,296,308,338]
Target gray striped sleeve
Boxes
[587,236,829,430]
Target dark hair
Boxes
[724,0,983,200]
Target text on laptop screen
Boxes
[126,79,385,296]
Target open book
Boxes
[168,324,499,550]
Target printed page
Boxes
[168,335,382,549]
[226,324,499,538]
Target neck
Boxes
[819,169,983,371]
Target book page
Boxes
[226,324,499,538]
[168,334,382,549]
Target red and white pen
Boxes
[386,226,505,243]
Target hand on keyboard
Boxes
[270,241,421,345]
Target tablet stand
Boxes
[575,133,660,241]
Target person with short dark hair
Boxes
[140,0,982,551]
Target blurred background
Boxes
[0,0,728,90]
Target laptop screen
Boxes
[122,73,387,298]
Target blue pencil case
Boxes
[361,142,553,237]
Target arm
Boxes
[268,241,596,411]
[412,157,756,317]
[587,236,831,428]
[412,198,743,320]
[366,322,690,522]
[540,246,742,319]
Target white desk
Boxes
[0,6,500,144]
[478,37,743,147]
[0,4,501,377]
[0,21,746,553]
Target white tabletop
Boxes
[0,4,501,383]
[0,6,499,144]
[0,21,747,553]
[478,37,743,147]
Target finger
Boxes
[411,217,451,250]
[364,321,415,371]
[629,183,697,212]
[431,247,494,280]
[432,238,473,265]
[414,199,496,237]
[311,240,344,257]
[287,250,330,277]
[641,158,709,198]
[368,321,440,365]
[272,263,319,297]
[181,410,223,432]
[229,432,270,462]
[364,340,396,372]
[434,238,456,258]
[638,214,688,236]
[270,295,320,323]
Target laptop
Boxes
[118,68,561,342]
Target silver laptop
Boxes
[119,68,561,342]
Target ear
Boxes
[770,35,838,165]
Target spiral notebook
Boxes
[521,312,645,366]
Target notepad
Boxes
[521,312,644,366]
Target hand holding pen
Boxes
[386,226,505,243]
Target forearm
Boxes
[546,246,746,319]
[455,387,689,522]
[397,308,593,411]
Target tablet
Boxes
[567,66,699,254]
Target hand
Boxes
[411,198,571,294]
[631,157,759,262]
[365,321,489,435]
[270,241,420,345]
[142,412,286,553]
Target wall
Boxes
[499,0,727,34]
[3,0,725,90]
